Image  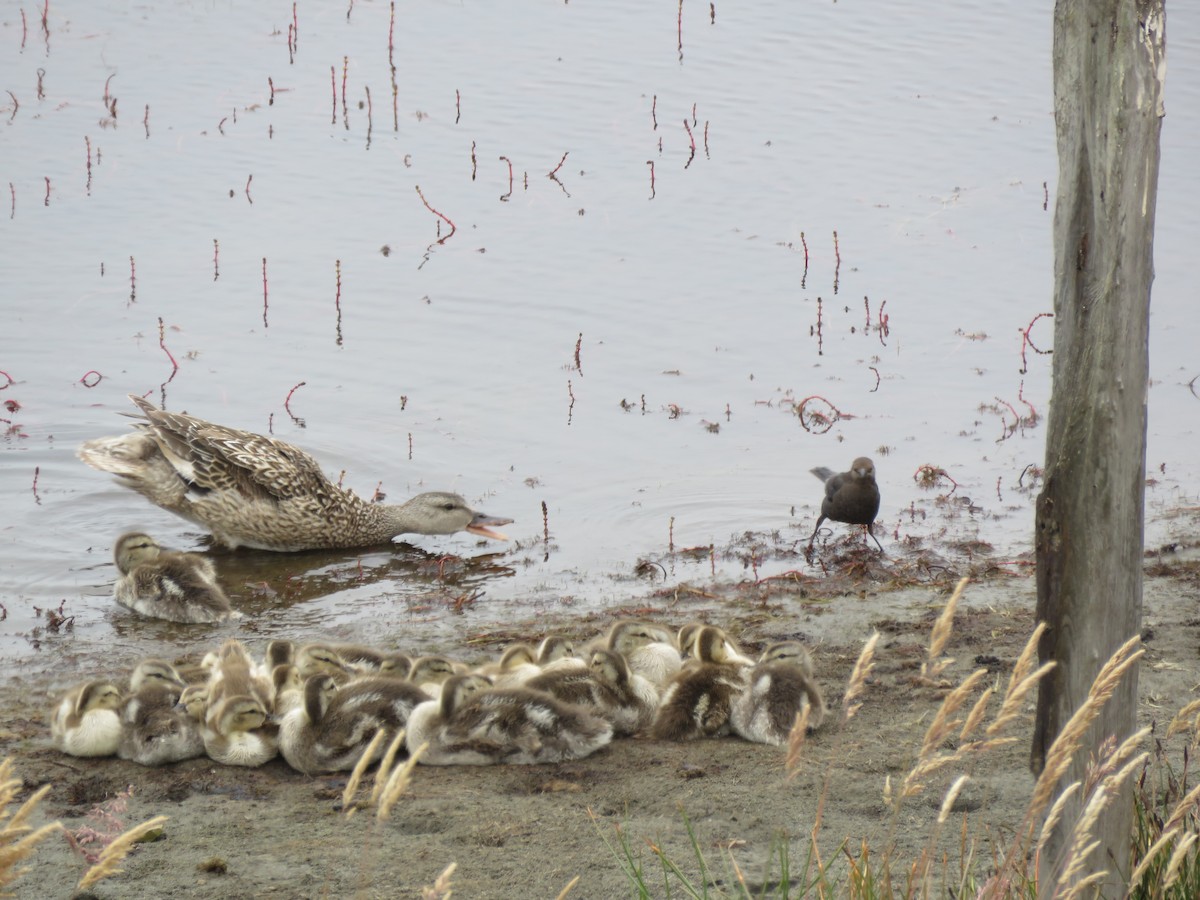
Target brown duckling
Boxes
[731,641,827,744]
[650,626,750,741]
[112,531,239,624]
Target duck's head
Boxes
[215,696,269,734]
[130,658,186,693]
[179,685,209,721]
[76,681,123,715]
[693,626,732,664]
[536,635,575,663]
[302,674,339,723]
[295,644,354,682]
[589,649,629,686]
[498,644,537,671]
[408,655,459,687]
[439,673,492,718]
[113,532,162,574]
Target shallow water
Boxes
[2,1,1196,677]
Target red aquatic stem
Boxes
[157,317,179,380]
[129,256,136,302]
[262,258,269,327]
[913,464,957,495]
[284,381,306,426]
[330,66,337,124]
[646,160,655,199]
[245,174,253,204]
[1018,312,1053,374]
[414,185,456,243]
[80,371,102,388]
[548,151,568,179]
[683,119,695,169]
[651,94,658,130]
[212,239,219,280]
[455,88,461,125]
[795,395,850,434]
[869,366,880,392]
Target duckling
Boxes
[179,684,210,723]
[405,674,494,761]
[111,531,239,624]
[202,695,279,766]
[50,681,124,757]
[271,664,305,716]
[410,675,612,766]
[527,634,585,676]
[407,655,463,694]
[677,622,754,666]
[731,641,827,744]
[650,626,751,741]
[294,643,357,685]
[587,649,660,736]
[478,644,540,687]
[329,643,412,679]
[279,674,431,775]
[117,679,205,766]
[606,620,682,689]
[129,658,187,692]
[206,639,273,717]
[251,639,295,681]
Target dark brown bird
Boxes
[808,456,883,551]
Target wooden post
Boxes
[1032,0,1165,892]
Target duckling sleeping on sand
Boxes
[731,641,827,744]
[50,680,124,757]
[112,531,239,624]
[279,674,430,775]
[651,626,750,741]
[406,674,612,765]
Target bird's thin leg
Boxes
[866,523,884,553]
[807,515,827,548]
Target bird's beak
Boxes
[466,513,513,541]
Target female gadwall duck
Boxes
[78,394,513,552]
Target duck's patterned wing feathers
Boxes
[129,395,336,503]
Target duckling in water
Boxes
[731,641,827,744]
[51,681,124,757]
[279,674,430,775]
[117,679,205,766]
[408,674,612,766]
[202,695,278,767]
[651,626,751,741]
[112,532,239,624]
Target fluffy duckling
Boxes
[117,679,204,766]
[329,643,412,679]
[731,641,827,744]
[179,684,209,723]
[129,658,187,692]
[408,674,612,766]
[405,674,493,760]
[271,664,305,716]
[50,681,124,757]
[651,626,751,741]
[677,622,754,666]
[478,644,540,687]
[112,531,239,624]
[279,674,430,775]
[407,655,463,694]
[294,643,358,685]
[587,649,660,735]
[206,639,274,717]
[606,620,682,689]
[202,695,279,767]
